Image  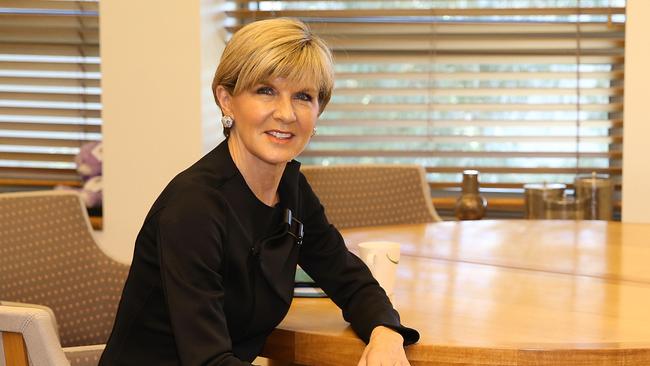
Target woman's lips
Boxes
[265,130,294,140]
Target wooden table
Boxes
[261,220,650,365]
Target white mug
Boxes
[358,241,401,296]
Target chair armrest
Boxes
[63,344,105,366]
[0,301,60,340]
[0,305,69,366]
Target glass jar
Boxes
[544,196,586,220]
[575,173,613,220]
[523,183,566,219]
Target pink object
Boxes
[54,142,103,208]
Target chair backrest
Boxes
[0,305,70,366]
[0,191,129,347]
[300,165,441,229]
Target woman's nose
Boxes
[273,96,297,123]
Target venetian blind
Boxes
[228,0,625,204]
[0,0,100,189]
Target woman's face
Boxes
[218,77,319,169]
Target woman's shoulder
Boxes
[144,166,233,227]
[296,169,319,202]
[155,144,237,208]
[162,174,229,212]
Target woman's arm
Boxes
[296,174,420,346]
[156,196,252,366]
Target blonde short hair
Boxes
[212,18,334,115]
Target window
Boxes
[0,0,100,191]
[225,0,625,217]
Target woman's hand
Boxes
[357,326,410,366]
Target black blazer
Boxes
[99,141,418,366]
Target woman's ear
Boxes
[215,85,234,116]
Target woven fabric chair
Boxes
[0,191,129,348]
[300,165,441,229]
[0,305,105,366]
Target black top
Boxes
[99,141,419,366]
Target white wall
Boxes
[622,0,650,223]
[98,0,224,263]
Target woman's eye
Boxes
[296,92,313,102]
[256,87,274,95]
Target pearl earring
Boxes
[311,127,317,137]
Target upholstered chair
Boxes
[300,164,441,229]
[0,191,129,348]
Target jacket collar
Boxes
[203,140,302,214]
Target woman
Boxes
[99,18,419,366]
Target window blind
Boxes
[0,0,100,189]
[224,0,624,209]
